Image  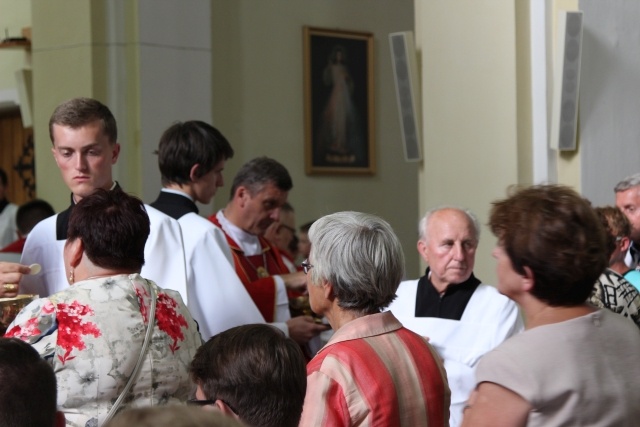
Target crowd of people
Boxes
[0,97,639,427]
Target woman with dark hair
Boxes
[6,189,202,426]
[461,185,640,427]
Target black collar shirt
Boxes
[414,267,481,320]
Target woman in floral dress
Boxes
[6,188,202,427]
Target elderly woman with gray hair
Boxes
[298,211,450,427]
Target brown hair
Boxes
[49,97,117,144]
[594,206,631,258]
[67,188,149,271]
[105,406,245,427]
[489,184,607,306]
[190,324,306,427]
[229,157,292,200]
[157,120,234,186]
[0,338,58,427]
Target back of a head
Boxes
[49,97,117,144]
[0,338,58,427]
[67,188,150,271]
[157,121,234,186]
[308,211,405,314]
[229,157,292,200]
[105,406,245,427]
[594,206,632,258]
[489,184,607,306]
[16,199,55,236]
[0,168,6,188]
[190,324,306,427]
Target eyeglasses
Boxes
[187,398,216,407]
[301,259,314,274]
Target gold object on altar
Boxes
[256,266,269,278]
[289,295,324,324]
[1,294,38,336]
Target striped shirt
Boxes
[300,311,450,427]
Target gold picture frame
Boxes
[303,26,375,175]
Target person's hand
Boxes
[286,316,331,345]
[281,271,307,292]
[0,262,31,298]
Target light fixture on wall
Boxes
[389,31,422,162]
[550,11,583,152]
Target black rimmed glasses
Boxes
[301,259,314,274]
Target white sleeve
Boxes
[141,206,188,298]
[178,216,265,340]
[20,216,66,297]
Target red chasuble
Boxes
[209,215,289,322]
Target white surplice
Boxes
[388,280,523,427]
[176,212,265,340]
[0,202,18,248]
[19,205,188,300]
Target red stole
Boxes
[0,237,26,253]
[209,215,289,322]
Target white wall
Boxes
[415,2,520,284]
[138,0,213,208]
[211,0,420,276]
[579,0,640,205]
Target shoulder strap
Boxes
[103,281,157,424]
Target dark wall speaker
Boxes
[550,11,583,151]
[389,31,422,162]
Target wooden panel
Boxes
[0,108,35,206]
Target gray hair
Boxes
[229,156,292,200]
[418,206,480,243]
[308,211,405,314]
[614,173,640,193]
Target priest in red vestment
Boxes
[209,157,329,347]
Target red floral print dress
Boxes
[6,273,202,427]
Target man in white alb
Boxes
[150,120,264,339]
[209,157,329,349]
[20,97,187,298]
[0,168,18,249]
[387,207,523,427]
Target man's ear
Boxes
[235,186,250,207]
[417,240,429,263]
[111,143,121,164]
[215,399,239,419]
[620,236,631,253]
[189,164,201,183]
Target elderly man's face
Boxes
[418,209,478,293]
[616,187,640,243]
[239,182,288,236]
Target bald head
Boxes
[418,207,479,293]
[419,207,480,243]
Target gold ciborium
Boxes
[289,295,324,324]
[0,294,37,336]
